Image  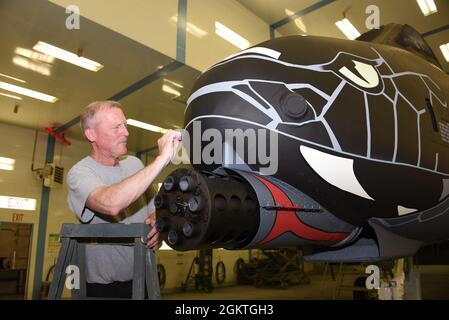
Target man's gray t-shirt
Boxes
[67,155,154,284]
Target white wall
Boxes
[0,122,94,299]
[0,122,44,299]
[0,123,50,298]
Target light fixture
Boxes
[0,195,36,211]
[285,9,307,33]
[15,47,55,63]
[0,81,58,103]
[162,84,181,97]
[0,92,22,101]
[163,79,183,88]
[170,16,208,38]
[162,79,183,97]
[33,41,103,72]
[0,72,26,83]
[0,157,15,171]
[13,56,51,76]
[416,0,437,16]
[127,119,167,134]
[440,43,449,62]
[335,18,361,40]
[215,21,250,50]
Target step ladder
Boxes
[47,223,160,300]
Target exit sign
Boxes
[12,213,24,222]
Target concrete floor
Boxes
[162,265,449,300]
[162,275,353,300]
[1,265,448,300]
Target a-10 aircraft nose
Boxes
[166,24,449,261]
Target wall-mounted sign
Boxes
[0,196,36,211]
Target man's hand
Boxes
[144,212,162,250]
[157,129,182,166]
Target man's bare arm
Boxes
[86,130,180,216]
[86,155,168,216]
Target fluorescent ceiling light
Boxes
[215,21,250,50]
[335,18,361,40]
[0,157,15,171]
[127,119,167,134]
[0,81,58,103]
[0,164,14,171]
[170,16,208,38]
[0,73,26,83]
[0,92,22,100]
[13,56,51,76]
[0,195,36,211]
[163,79,183,88]
[15,47,55,63]
[416,0,437,16]
[162,84,181,97]
[33,41,103,72]
[285,9,307,33]
[440,43,449,62]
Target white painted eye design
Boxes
[338,60,380,89]
[300,145,374,200]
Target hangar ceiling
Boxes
[237,0,449,72]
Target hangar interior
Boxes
[0,0,448,300]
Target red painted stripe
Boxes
[253,175,349,244]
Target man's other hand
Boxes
[144,213,162,250]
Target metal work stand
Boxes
[181,249,213,292]
[47,223,160,300]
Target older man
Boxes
[67,100,181,298]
